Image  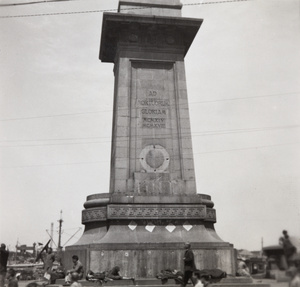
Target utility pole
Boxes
[58,210,63,251]
[15,239,18,263]
[50,223,54,249]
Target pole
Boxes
[45,230,57,247]
[50,223,54,249]
[63,227,82,247]
[58,210,63,250]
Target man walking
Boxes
[183,242,196,287]
[0,243,9,287]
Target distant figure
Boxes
[50,264,65,284]
[106,266,122,280]
[70,272,82,287]
[65,255,84,284]
[236,257,251,277]
[106,266,135,283]
[0,243,9,287]
[7,268,18,287]
[289,266,300,287]
[42,247,55,283]
[183,242,196,287]
[192,270,204,287]
[280,230,297,267]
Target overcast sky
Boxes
[0,0,299,252]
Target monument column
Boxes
[66,0,235,278]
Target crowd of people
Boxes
[1,232,299,287]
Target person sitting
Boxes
[200,275,211,287]
[288,266,300,287]
[70,272,82,287]
[106,266,135,284]
[65,255,84,284]
[7,269,18,287]
[50,265,65,284]
[236,257,251,277]
[192,270,204,287]
[86,270,106,283]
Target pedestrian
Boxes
[65,255,84,284]
[183,242,196,287]
[280,230,297,267]
[7,268,18,287]
[0,243,9,287]
[42,247,55,284]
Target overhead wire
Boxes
[1,141,299,169]
[0,91,299,122]
[0,125,299,147]
[0,0,297,169]
[0,0,91,7]
[0,0,254,18]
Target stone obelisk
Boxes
[66,0,235,277]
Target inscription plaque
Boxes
[136,89,170,129]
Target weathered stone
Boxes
[65,0,236,279]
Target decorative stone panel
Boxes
[205,208,216,222]
[82,207,107,223]
[108,204,206,219]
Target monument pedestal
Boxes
[66,0,235,277]
[66,194,235,277]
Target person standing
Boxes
[281,230,297,267]
[183,242,196,287]
[0,243,9,287]
[42,247,55,283]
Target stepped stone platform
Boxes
[210,277,270,287]
[50,278,270,287]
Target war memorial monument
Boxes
[66,0,237,278]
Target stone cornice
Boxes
[99,12,203,62]
[84,193,214,208]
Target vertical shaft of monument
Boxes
[66,0,235,278]
[100,0,202,196]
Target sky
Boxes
[0,0,299,253]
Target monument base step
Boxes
[220,278,253,283]
[51,278,270,287]
[211,277,270,287]
[211,284,269,287]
